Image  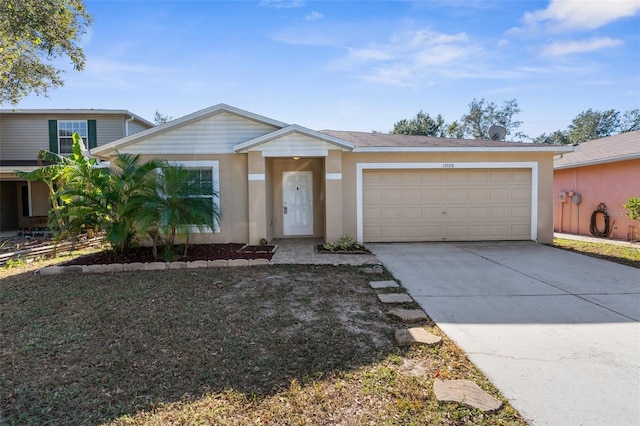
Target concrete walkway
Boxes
[270,238,380,265]
[368,241,640,426]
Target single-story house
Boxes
[554,130,640,241]
[91,104,572,245]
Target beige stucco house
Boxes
[92,104,572,245]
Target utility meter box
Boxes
[572,193,582,204]
[558,192,567,203]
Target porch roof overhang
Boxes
[233,125,354,157]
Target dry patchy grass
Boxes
[1,259,527,425]
[553,238,640,268]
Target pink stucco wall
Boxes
[553,159,640,241]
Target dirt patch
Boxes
[0,234,58,253]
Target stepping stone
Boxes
[395,328,442,346]
[360,265,384,274]
[387,308,428,323]
[433,379,502,412]
[378,293,413,304]
[369,280,399,289]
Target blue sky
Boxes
[11,0,640,138]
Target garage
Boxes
[362,168,532,242]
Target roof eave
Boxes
[554,153,640,170]
[352,145,575,153]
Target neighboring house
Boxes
[554,130,640,241]
[91,104,570,245]
[0,109,154,232]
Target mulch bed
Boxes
[64,243,275,265]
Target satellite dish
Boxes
[489,125,507,141]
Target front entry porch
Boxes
[246,150,345,245]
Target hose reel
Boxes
[589,203,610,238]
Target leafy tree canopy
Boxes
[461,98,523,140]
[0,0,93,104]
[392,111,448,137]
[533,108,639,145]
[153,110,173,125]
[392,98,523,140]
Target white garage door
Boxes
[363,169,532,242]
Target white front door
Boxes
[283,171,313,235]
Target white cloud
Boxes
[260,0,305,9]
[341,30,483,85]
[305,11,323,21]
[541,37,624,56]
[523,0,640,31]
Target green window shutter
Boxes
[88,120,97,148]
[48,120,58,153]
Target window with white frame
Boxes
[58,120,88,154]
[180,161,220,233]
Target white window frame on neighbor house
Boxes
[176,161,220,233]
[355,161,539,243]
[58,120,88,155]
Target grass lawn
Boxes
[0,255,527,425]
[553,238,640,269]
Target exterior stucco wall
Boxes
[136,153,249,244]
[554,159,640,240]
[340,151,555,244]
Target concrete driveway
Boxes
[368,241,640,426]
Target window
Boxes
[58,120,88,155]
[180,161,220,233]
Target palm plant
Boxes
[18,133,106,243]
[19,133,165,253]
[137,163,219,260]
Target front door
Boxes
[283,171,313,235]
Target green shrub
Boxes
[323,235,364,252]
[624,197,640,222]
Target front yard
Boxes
[0,257,526,425]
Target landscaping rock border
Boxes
[36,258,271,275]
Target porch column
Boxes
[324,150,344,242]
[247,151,267,245]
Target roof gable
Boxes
[92,104,288,157]
[554,130,640,169]
[234,125,354,156]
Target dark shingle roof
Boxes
[320,130,547,148]
[554,130,640,169]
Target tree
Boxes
[392,111,448,137]
[153,110,173,125]
[532,130,570,145]
[0,0,93,105]
[19,135,164,253]
[567,109,620,144]
[391,98,524,140]
[18,133,112,255]
[137,164,218,260]
[461,98,523,140]
[620,109,640,133]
